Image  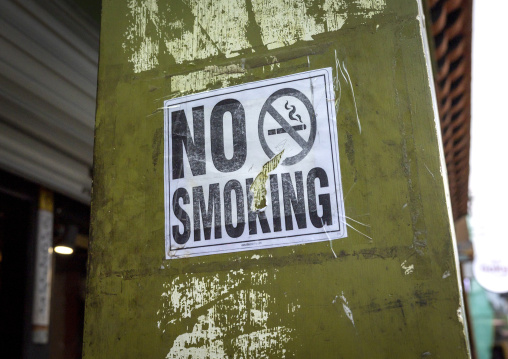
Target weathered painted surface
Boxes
[84,0,471,357]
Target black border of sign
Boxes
[165,71,343,252]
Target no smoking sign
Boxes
[164,68,347,258]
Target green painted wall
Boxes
[84,0,471,357]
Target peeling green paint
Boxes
[84,0,471,357]
[122,0,388,73]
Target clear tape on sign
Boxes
[163,68,347,259]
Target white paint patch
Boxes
[164,1,252,63]
[166,306,227,359]
[287,302,300,314]
[357,0,385,10]
[356,0,386,18]
[342,303,355,327]
[457,306,464,325]
[251,269,271,285]
[170,65,245,94]
[159,269,298,358]
[249,290,270,326]
[250,0,385,50]
[323,0,348,32]
[184,0,251,58]
[164,19,219,64]
[401,260,414,275]
[250,0,324,50]
[442,270,451,279]
[124,0,161,73]
[160,271,244,320]
[124,0,250,71]
[123,0,386,73]
[130,37,159,73]
[340,292,355,327]
[233,326,293,358]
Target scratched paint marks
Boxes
[124,0,161,73]
[123,0,387,73]
[252,0,386,49]
[123,0,251,72]
[158,269,299,358]
[250,0,383,50]
[166,305,227,358]
[164,19,219,64]
[164,0,252,63]
[159,270,244,323]
[184,0,252,58]
[401,260,414,275]
[323,0,348,32]
[232,326,293,358]
[250,0,325,50]
[356,0,386,17]
[340,292,355,327]
[247,0,386,50]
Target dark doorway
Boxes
[0,174,37,358]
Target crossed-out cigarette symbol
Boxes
[258,88,317,166]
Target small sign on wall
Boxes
[164,68,347,258]
[32,188,53,344]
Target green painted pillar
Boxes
[84,0,471,357]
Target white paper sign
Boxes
[164,68,346,258]
[472,220,508,293]
[32,209,53,327]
